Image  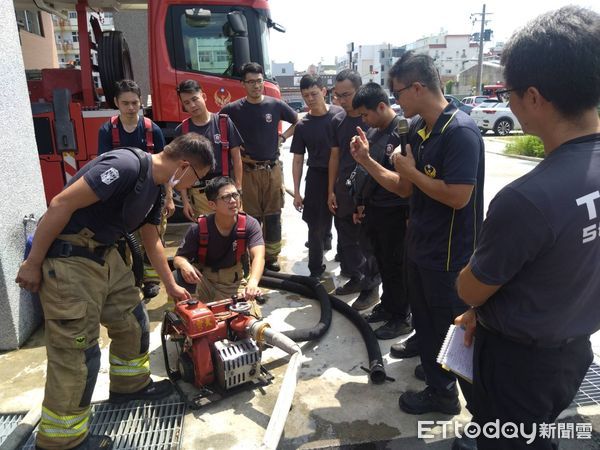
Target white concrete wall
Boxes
[0,0,47,350]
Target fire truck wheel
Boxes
[98,31,134,109]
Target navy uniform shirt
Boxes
[62,150,162,244]
[365,116,408,208]
[220,96,297,161]
[407,104,485,271]
[176,214,264,270]
[473,134,600,343]
[331,112,369,217]
[290,105,343,168]
[174,114,243,180]
[97,116,165,154]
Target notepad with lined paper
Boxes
[436,324,474,383]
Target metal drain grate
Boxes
[21,398,185,450]
[0,413,26,446]
[573,362,600,407]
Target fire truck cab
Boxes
[21,0,283,203]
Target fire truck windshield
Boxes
[169,5,272,80]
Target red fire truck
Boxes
[26,0,284,203]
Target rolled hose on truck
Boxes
[259,269,388,385]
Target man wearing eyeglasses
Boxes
[351,53,484,418]
[328,70,381,307]
[220,62,298,272]
[454,6,600,449]
[173,176,265,308]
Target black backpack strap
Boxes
[121,146,149,193]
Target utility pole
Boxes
[471,4,491,95]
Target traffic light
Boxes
[484,29,492,41]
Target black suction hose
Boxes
[260,273,331,342]
[125,233,144,287]
[260,271,387,384]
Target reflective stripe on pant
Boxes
[37,229,151,449]
[39,406,90,442]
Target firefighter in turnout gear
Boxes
[16,133,215,450]
[173,176,265,316]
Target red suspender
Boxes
[197,215,209,265]
[235,213,247,263]
[196,213,247,266]
[218,114,230,176]
[111,116,154,153]
[143,117,154,154]
[110,115,120,148]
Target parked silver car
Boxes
[471,102,522,136]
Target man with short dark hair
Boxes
[220,63,297,272]
[175,79,243,220]
[351,54,484,415]
[328,70,380,304]
[173,176,264,309]
[348,82,412,340]
[290,75,343,277]
[455,7,600,449]
[17,133,215,450]
[97,79,171,300]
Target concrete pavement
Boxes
[1,137,599,449]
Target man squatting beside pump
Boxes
[220,62,298,272]
[172,176,265,316]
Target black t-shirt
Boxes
[406,104,485,271]
[220,96,297,161]
[473,134,600,342]
[290,105,343,168]
[364,117,408,208]
[176,214,264,270]
[97,116,165,155]
[331,112,369,216]
[174,114,243,180]
[62,150,163,244]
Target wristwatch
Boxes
[278,133,286,143]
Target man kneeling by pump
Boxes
[172,176,265,315]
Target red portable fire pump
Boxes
[161,295,273,407]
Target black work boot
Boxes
[390,334,419,359]
[37,434,114,450]
[362,304,393,323]
[374,318,413,340]
[399,386,461,415]
[414,364,426,381]
[351,288,380,311]
[109,379,173,404]
[335,275,365,295]
[265,260,281,272]
[452,435,478,450]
